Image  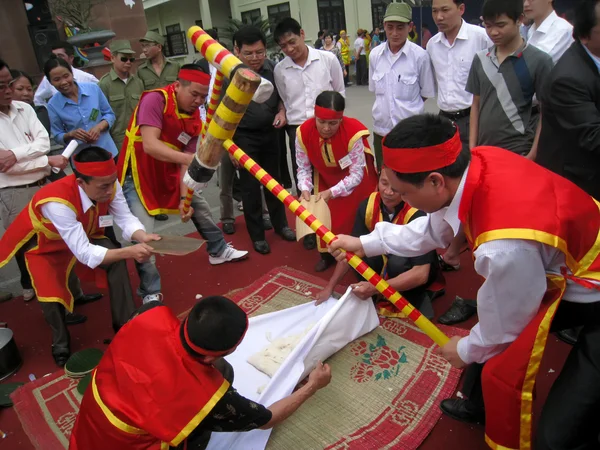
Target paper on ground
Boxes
[206,288,379,450]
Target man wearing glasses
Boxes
[137,31,181,91]
[99,40,144,151]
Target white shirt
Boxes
[527,11,574,63]
[427,21,492,112]
[369,41,436,136]
[0,101,51,188]
[360,166,600,365]
[34,67,99,106]
[40,182,145,269]
[354,37,366,55]
[274,47,345,126]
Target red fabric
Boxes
[314,105,344,120]
[459,147,600,450]
[178,69,210,85]
[73,158,117,177]
[0,175,109,312]
[70,306,227,450]
[117,85,202,215]
[382,129,462,173]
[297,117,377,252]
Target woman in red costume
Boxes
[295,90,377,272]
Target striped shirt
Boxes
[466,43,553,155]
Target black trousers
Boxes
[344,64,350,85]
[24,237,135,355]
[236,132,289,242]
[356,55,368,85]
[460,299,600,449]
[282,124,299,191]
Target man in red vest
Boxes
[330,114,600,450]
[70,296,332,450]
[0,147,160,366]
[117,64,248,305]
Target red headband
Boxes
[182,315,249,357]
[178,69,211,86]
[314,105,343,120]
[73,159,117,177]
[382,128,462,173]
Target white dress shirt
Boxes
[527,11,574,63]
[0,101,51,188]
[360,166,600,365]
[354,37,366,55]
[427,21,492,112]
[34,67,99,106]
[369,41,436,136]
[274,47,345,126]
[40,182,145,269]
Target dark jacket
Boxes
[538,41,600,199]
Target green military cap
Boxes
[384,2,412,23]
[140,30,165,46]
[109,39,135,55]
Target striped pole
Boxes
[182,70,226,218]
[224,139,450,347]
[187,26,243,79]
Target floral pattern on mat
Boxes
[350,335,408,383]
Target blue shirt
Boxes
[47,82,118,157]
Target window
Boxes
[164,23,188,57]
[241,8,262,25]
[317,0,346,35]
[371,0,391,29]
[267,2,291,28]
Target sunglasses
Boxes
[120,56,135,63]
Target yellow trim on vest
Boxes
[0,229,36,268]
[29,202,61,241]
[91,372,148,435]
[347,130,370,154]
[320,141,337,168]
[364,192,377,230]
[577,199,600,273]
[160,442,169,450]
[484,434,518,450]
[403,207,418,224]
[169,379,230,446]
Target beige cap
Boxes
[140,31,165,46]
[384,2,412,23]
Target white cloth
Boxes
[354,37,366,55]
[427,21,492,112]
[0,101,51,188]
[274,47,345,126]
[360,166,600,365]
[34,67,99,106]
[527,11,574,63]
[369,41,436,136]
[207,289,379,450]
[40,182,145,269]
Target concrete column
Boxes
[199,0,213,30]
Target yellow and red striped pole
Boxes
[224,139,450,347]
[188,27,243,79]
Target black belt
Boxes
[440,108,471,120]
[3,177,47,189]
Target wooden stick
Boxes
[223,138,450,347]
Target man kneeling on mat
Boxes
[315,169,444,318]
[70,296,332,450]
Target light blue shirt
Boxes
[583,44,600,74]
[47,82,118,157]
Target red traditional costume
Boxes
[0,175,110,312]
[296,114,377,252]
[70,306,230,450]
[117,84,202,215]
[384,132,600,450]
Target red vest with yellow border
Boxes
[117,84,202,215]
[297,116,377,252]
[458,147,600,450]
[364,191,418,231]
[0,175,109,312]
[70,306,229,450]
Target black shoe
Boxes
[155,214,168,221]
[303,234,317,250]
[315,258,334,272]
[253,240,271,254]
[53,351,70,367]
[440,398,485,424]
[66,312,87,326]
[276,226,296,241]
[74,293,103,306]
[223,223,236,235]
[556,327,581,346]
[262,217,273,230]
[438,296,477,325]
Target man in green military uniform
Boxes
[99,40,145,151]
[137,31,181,90]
